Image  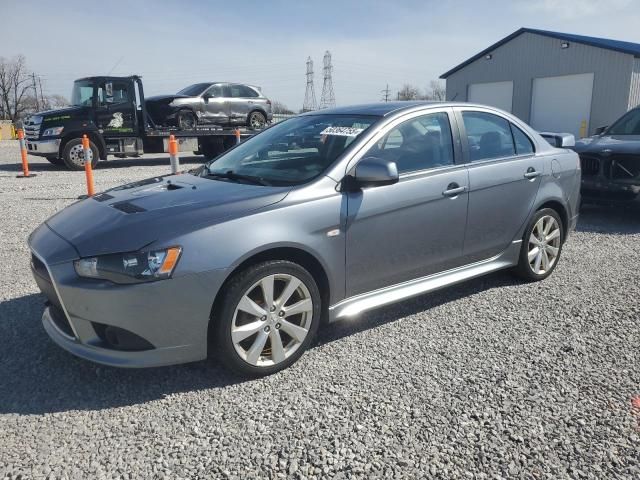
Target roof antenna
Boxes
[107,56,124,75]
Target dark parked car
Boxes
[574,107,640,205]
[146,82,273,130]
[29,102,580,375]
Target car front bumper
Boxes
[26,138,61,156]
[29,223,228,368]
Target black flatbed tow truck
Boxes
[23,75,260,170]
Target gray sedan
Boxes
[29,102,581,375]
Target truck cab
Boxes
[25,76,146,169]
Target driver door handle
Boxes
[524,168,540,179]
[442,183,467,197]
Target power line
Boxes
[302,56,317,112]
[319,51,335,109]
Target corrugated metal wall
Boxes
[445,32,635,134]
[629,57,640,110]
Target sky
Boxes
[2,0,640,111]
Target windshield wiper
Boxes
[204,169,271,186]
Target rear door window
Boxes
[511,124,535,155]
[462,111,516,162]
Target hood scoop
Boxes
[112,202,147,214]
[93,193,114,202]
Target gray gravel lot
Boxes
[0,140,638,479]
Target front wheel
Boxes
[177,110,197,130]
[211,260,321,376]
[62,138,99,171]
[514,208,564,281]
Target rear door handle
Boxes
[524,168,540,179]
[442,183,467,197]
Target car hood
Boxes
[46,174,290,257]
[573,135,640,155]
[146,94,192,103]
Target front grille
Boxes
[611,155,640,180]
[580,155,600,176]
[23,120,41,140]
[49,303,75,338]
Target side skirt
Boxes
[328,241,521,322]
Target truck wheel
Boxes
[177,110,197,130]
[200,139,225,160]
[62,138,99,171]
[46,156,65,166]
[247,110,266,130]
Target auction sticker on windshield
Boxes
[320,126,365,137]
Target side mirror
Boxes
[347,156,399,189]
[539,132,575,148]
[594,125,608,135]
[202,93,211,103]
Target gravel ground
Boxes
[0,141,638,479]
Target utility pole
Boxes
[302,56,317,112]
[381,84,391,102]
[31,73,40,111]
[319,51,336,109]
[37,76,46,110]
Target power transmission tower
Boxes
[302,56,317,112]
[319,51,335,109]
[381,84,391,102]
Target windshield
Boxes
[177,83,212,96]
[607,109,640,135]
[71,80,94,106]
[201,114,379,186]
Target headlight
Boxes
[74,247,182,284]
[42,126,64,137]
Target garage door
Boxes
[468,81,513,112]
[530,73,594,138]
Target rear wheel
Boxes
[247,110,267,130]
[200,139,225,160]
[177,110,197,130]
[62,138,99,171]
[514,208,564,281]
[211,260,321,376]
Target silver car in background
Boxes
[146,82,273,130]
[29,102,580,376]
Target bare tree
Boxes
[271,100,294,115]
[397,84,421,101]
[44,94,69,110]
[423,80,446,101]
[0,55,33,121]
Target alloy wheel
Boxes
[527,215,561,275]
[249,112,266,129]
[231,273,313,367]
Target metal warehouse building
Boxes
[441,28,640,138]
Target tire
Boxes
[211,260,322,376]
[200,138,225,160]
[247,110,267,130]
[514,208,564,281]
[46,156,65,166]
[62,138,99,171]
[177,109,197,130]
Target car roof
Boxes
[299,101,496,117]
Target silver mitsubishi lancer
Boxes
[29,102,581,375]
